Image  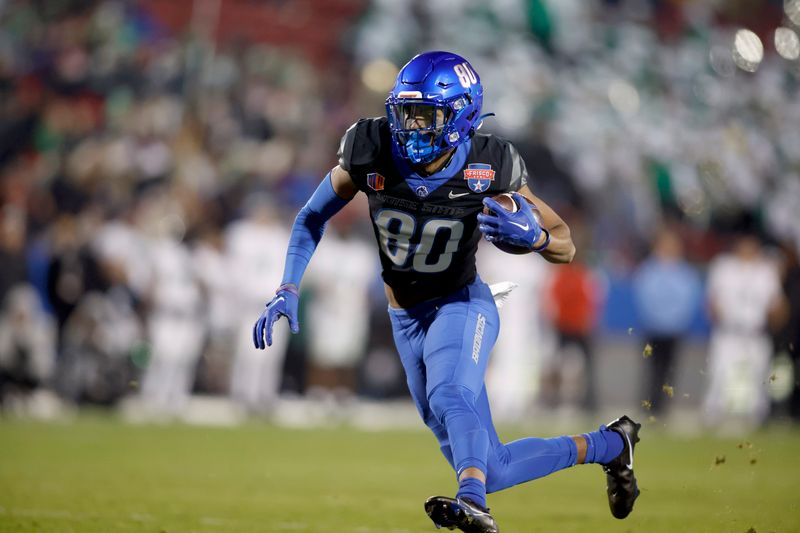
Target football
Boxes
[483,192,543,255]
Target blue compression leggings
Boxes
[388,278,579,493]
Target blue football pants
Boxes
[389,277,578,494]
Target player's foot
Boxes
[424,496,500,533]
[603,415,641,519]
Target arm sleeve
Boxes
[280,173,350,287]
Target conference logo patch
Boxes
[463,164,495,193]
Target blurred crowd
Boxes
[0,0,798,430]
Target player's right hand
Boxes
[253,284,300,349]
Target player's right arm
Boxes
[252,166,357,349]
[330,165,359,199]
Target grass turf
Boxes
[1,416,799,532]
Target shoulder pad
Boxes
[337,117,387,172]
[505,141,529,191]
[471,133,528,191]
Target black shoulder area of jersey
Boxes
[471,132,529,191]
[337,117,390,172]
[470,131,507,161]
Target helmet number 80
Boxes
[453,62,478,89]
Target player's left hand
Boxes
[477,192,543,249]
[253,284,300,349]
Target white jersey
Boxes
[193,242,236,333]
[225,217,292,411]
[147,237,202,316]
[225,219,289,309]
[306,233,375,367]
[92,220,151,298]
[707,254,781,332]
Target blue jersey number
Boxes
[374,209,464,273]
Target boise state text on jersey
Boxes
[338,117,528,300]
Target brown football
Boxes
[482,192,542,255]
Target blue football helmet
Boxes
[386,51,485,164]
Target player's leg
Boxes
[391,301,501,531]
[474,379,619,487]
[472,384,641,518]
[460,311,639,520]
[423,279,590,497]
[422,279,501,532]
[703,332,731,425]
[388,306,454,468]
[474,385,577,491]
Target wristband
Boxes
[532,228,550,252]
[278,283,299,296]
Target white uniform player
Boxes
[226,209,290,412]
[305,230,375,392]
[704,236,783,428]
[141,235,204,415]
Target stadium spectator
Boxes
[632,228,702,416]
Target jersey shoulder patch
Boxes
[337,117,389,172]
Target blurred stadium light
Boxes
[733,28,764,72]
[774,26,800,60]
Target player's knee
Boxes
[423,410,445,433]
[428,383,476,423]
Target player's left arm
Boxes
[517,184,576,264]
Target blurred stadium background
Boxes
[1,0,799,531]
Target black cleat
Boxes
[424,496,500,533]
[603,415,642,519]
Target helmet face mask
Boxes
[387,101,453,163]
[393,103,449,131]
[386,52,484,165]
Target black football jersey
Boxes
[338,117,528,300]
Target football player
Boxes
[253,51,641,532]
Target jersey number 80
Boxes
[374,209,464,273]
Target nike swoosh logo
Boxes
[509,221,529,231]
[275,296,285,305]
[457,499,490,516]
[623,431,634,469]
[448,191,470,199]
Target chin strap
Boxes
[475,113,496,130]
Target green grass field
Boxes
[1,416,799,532]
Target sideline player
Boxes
[253,51,641,532]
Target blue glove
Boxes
[253,284,300,349]
[477,192,543,249]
